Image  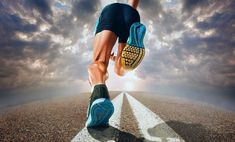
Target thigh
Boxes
[93,30,117,65]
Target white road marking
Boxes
[126,93,185,142]
[109,93,124,128]
[71,93,124,142]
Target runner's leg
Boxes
[86,30,117,127]
[88,30,117,87]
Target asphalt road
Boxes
[0,92,234,142]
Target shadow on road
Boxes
[88,126,144,142]
[152,121,232,142]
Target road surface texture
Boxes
[132,92,235,142]
[0,91,234,142]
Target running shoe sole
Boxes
[85,98,114,127]
[121,22,146,70]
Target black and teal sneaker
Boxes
[121,22,146,70]
[85,84,114,127]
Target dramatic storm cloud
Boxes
[0,0,234,105]
[0,0,101,91]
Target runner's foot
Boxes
[86,84,114,127]
[121,22,146,70]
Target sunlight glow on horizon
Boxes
[106,62,143,91]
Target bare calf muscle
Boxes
[88,61,109,85]
[88,30,117,86]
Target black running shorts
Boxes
[95,3,140,43]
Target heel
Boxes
[86,98,114,127]
[127,22,146,48]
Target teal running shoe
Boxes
[121,22,146,70]
[85,84,114,127]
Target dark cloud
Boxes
[0,0,102,90]
[23,0,53,23]
[182,0,209,13]
[0,13,38,40]
[0,66,17,79]
[51,0,101,45]
[0,9,49,61]
[152,10,185,41]
[139,0,163,20]
[50,14,79,44]
[161,12,184,34]
[196,2,235,45]
[72,0,101,24]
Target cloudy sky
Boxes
[0,0,234,105]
